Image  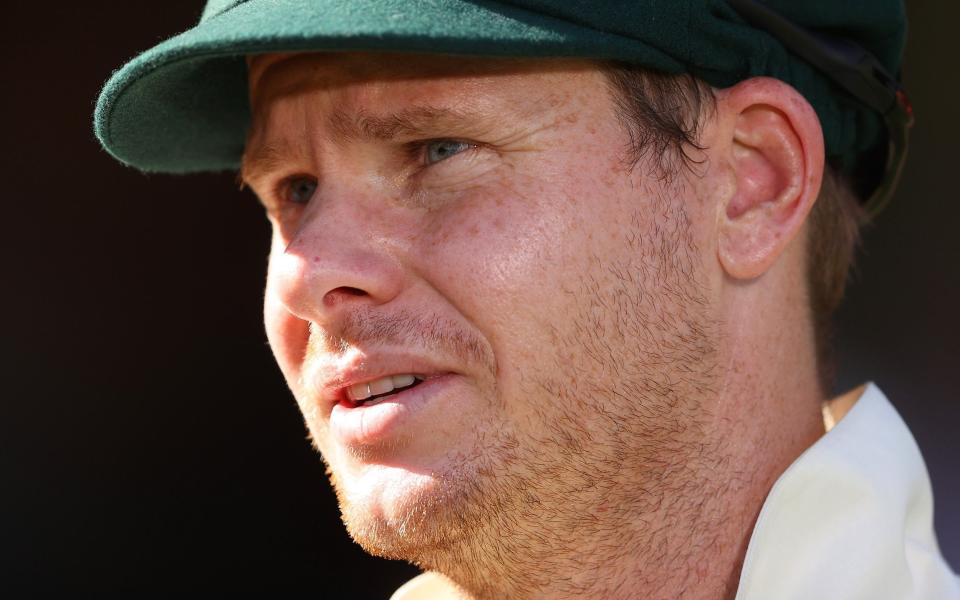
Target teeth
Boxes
[347,374,421,402]
[392,374,416,388]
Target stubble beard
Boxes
[317,193,725,600]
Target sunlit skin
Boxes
[244,52,828,599]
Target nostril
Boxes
[323,286,368,306]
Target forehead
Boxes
[249,51,595,98]
[246,52,601,134]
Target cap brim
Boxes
[94,0,679,173]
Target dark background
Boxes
[1,1,956,597]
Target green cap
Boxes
[94,0,906,175]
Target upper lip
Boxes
[311,351,454,407]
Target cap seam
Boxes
[204,0,254,22]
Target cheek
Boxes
[416,167,629,393]
[427,177,570,306]
[263,246,309,384]
[435,164,630,302]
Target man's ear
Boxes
[714,77,824,280]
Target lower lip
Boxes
[329,375,453,447]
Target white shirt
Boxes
[735,383,959,599]
[392,384,960,599]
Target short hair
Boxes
[601,61,865,393]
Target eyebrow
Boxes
[240,105,494,187]
[239,139,307,189]
[328,106,485,142]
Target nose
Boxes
[268,188,406,327]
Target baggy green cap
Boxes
[94,0,906,174]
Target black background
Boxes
[2,1,957,597]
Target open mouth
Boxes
[343,374,425,407]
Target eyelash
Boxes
[408,138,478,167]
[267,138,480,208]
[272,173,316,209]
[406,139,481,189]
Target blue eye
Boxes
[285,176,317,205]
[425,140,472,165]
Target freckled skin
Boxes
[245,52,826,600]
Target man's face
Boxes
[245,52,717,569]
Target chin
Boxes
[331,463,481,561]
[319,419,523,563]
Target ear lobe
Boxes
[717,79,824,281]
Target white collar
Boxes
[735,383,959,599]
